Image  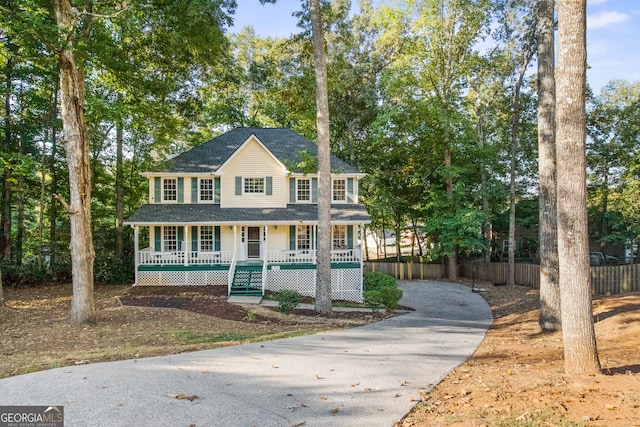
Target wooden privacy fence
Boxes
[460,261,640,295]
[364,261,445,281]
[365,260,640,295]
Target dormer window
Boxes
[244,177,265,194]
[332,179,346,202]
[163,178,177,202]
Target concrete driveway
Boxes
[0,280,492,427]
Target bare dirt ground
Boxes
[1,281,639,426]
[399,280,640,427]
[0,284,391,379]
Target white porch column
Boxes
[133,225,139,286]
[184,225,189,266]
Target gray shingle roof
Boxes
[125,203,371,225]
[165,127,360,174]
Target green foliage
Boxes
[242,310,258,322]
[364,271,396,291]
[93,252,134,285]
[284,149,318,174]
[0,261,49,287]
[363,272,402,309]
[277,289,301,314]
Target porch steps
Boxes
[230,264,263,297]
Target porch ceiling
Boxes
[124,203,371,226]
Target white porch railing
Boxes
[138,248,361,266]
[139,248,233,265]
[265,249,361,264]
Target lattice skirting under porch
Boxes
[137,270,228,286]
[266,268,363,302]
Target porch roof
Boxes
[124,203,371,226]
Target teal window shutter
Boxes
[191,178,198,203]
[347,225,354,249]
[215,226,221,251]
[235,176,242,195]
[214,178,221,203]
[266,176,272,195]
[289,226,296,250]
[177,227,184,250]
[312,178,318,203]
[177,178,184,203]
[191,226,198,252]
[154,226,161,251]
[347,178,354,203]
[289,178,296,203]
[154,177,161,203]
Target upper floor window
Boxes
[244,177,265,194]
[297,179,311,202]
[200,226,214,252]
[332,225,347,249]
[332,179,346,202]
[200,179,214,202]
[163,178,177,202]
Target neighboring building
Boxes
[125,128,370,301]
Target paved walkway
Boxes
[0,280,492,427]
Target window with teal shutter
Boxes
[191,226,198,252]
[177,178,184,203]
[214,226,221,251]
[177,227,184,250]
[214,178,221,203]
[154,226,161,251]
[347,178,354,203]
[347,225,354,248]
[312,178,318,203]
[289,226,296,250]
[154,177,161,203]
[191,178,198,203]
[266,176,272,195]
[235,176,242,195]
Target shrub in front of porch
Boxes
[277,290,301,314]
[363,272,402,310]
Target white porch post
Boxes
[133,225,139,286]
[184,225,189,266]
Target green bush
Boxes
[277,290,301,314]
[93,252,134,285]
[381,286,403,310]
[364,271,396,291]
[363,272,402,309]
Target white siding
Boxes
[266,226,288,252]
[220,138,287,208]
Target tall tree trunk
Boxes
[49,88,59,269]
[478,117,492,263]
[53,0,96,324]
[444,145,457,279]
[115,121,124,254]
[508,48,535,286]
[556,0,600,375]
[16,133,24,266]
[2,59,13,261]
[310,0,332,316]
[537,0,561,331]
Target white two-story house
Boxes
[125,127,371,302]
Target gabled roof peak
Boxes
[163,128,360,174]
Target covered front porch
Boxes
[130,224,365,302]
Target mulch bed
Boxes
[119,285,396,323]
